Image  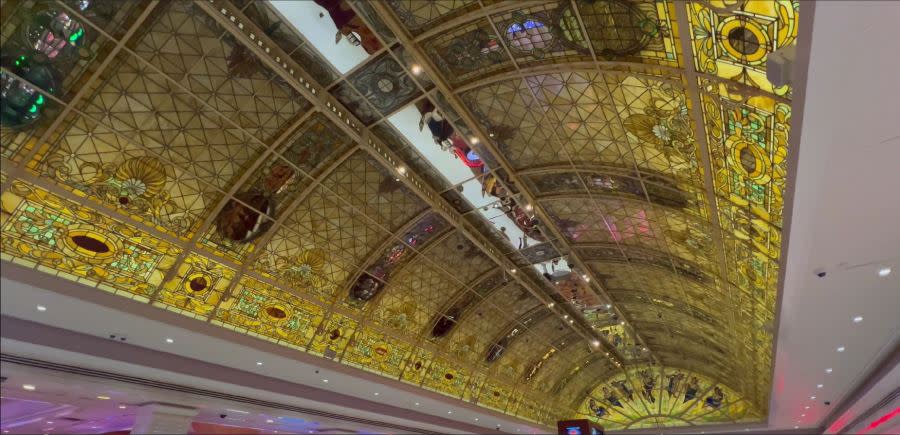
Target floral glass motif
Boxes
[214,276,325,349]
[155,253,235,319]
[687,0,799,96]
[1,180,180,300]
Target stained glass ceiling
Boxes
[0,0,797,431]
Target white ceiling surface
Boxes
[770,1,900,432]
[0,361,378,434]
[0,276,541,434]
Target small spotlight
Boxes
[805,406,810,410]
[510,268,517,273]
[410,64,423,75]
[810,396,816,400]
[605,304,612,309]
[525,204,533,212]
[119,405,127,409]
[165,338,174,343]
[591,340,600,347]
[470,136,479,144]
[878,267,891,277]
[374,392,380,396]
[563,315,569,319]
[322,379,328,383]
[475,418,479,421]
[837,346,845,352]
[825,368,833,373]
[817,384,823,389]
[447,410,452,414]
[548,302,555,308]
[397,166,407,175]
[852,315,863,323]
[97,396,110,400]
[256,361,263,366]
[568,319,574,324]
[36,305,47,312]
[415,402,420,406]
[23,384,36,391]
[267,419,274,423]
[620,321,625,325]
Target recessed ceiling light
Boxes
[563,315,568,319]
[878,267,891,277]
[810,396,816,400]
[801,414,806,417]
[322,379,328,383]
[525,204,533,212]
[22,384,36,391]
[165,338,174,343]
[374,392,380,396]
[547,302,555,308]
[266,419,274,423]
[805,406,810,410]
[817,384,823,389]
[794,426,799,429]
[852,315,863,323]
[410,64,422,75]
[474,418,479,421]
[447,411,452,414]
[97,396,110,400]
[256,361,263,366]
[510,268,517,273]
[470,137,479,144]
[46,421,54,424]
[620,321,625,325]
[837,346,845,352]
[119,405,127,409]
[568,319,574,324]
[415,402,420,406]
[825,368,833,373]
[36,305,47,312]
[591,340,600,347]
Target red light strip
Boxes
[858,406,900,434]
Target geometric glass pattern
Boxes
[0,0,799,429]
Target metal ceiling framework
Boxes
[0,0,795,430]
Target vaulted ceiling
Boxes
[0,0,797,430]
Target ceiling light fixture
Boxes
[837,346,846,352]
[810,396,816,400]
[119,405,127,409]
[415,402,420,406]
[410,64,422,75]
[605,304,611,309]
[525,204,533,212]
[878,267,891,277]
[22,384,36,391]
[267,419,274,424]
[447,411,452,414]
[322,379,328,383]
[548,302,555,308]
[853,315,864,323]
[470,137,479,144]
[474,418,479,421]
[397,166,407,175]
[563,315,568,319]
[801,414,806,417]
[165,338,174,343]
[591,340,600,347]
[794,426,799,430]
[36,305,47,312]
[825,368,833,373]
[620,321,625,325]
[817,384,823,389]
[97,396,110,400]
[256,361,263,366]
[510,268,517,273]
[805,406,810,410]
[374,392,380,396]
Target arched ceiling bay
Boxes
[0,0,797,430]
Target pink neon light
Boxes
[858,406,900,434]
